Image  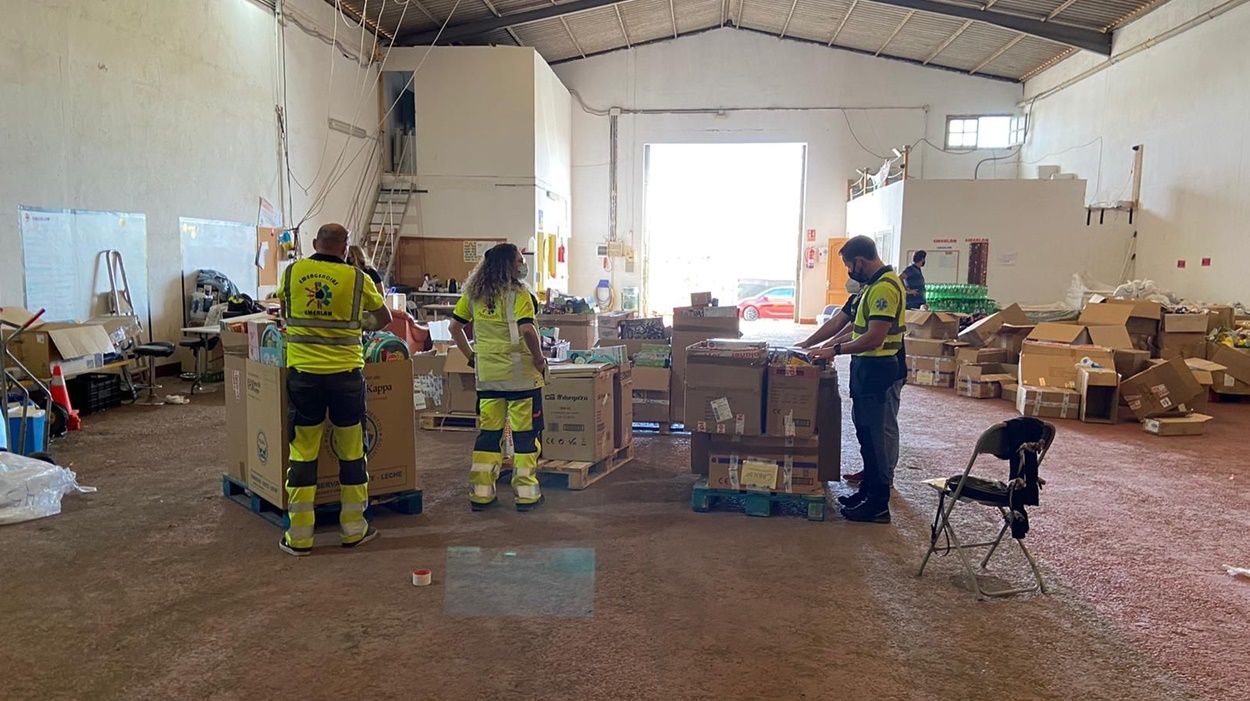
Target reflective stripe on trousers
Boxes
[471,393,543,505]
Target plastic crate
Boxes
[67,373,125,415]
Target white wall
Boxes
[552,29,1023,318]
[0,0,379,345]
[1021,0,1250,303]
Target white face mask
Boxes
[845,279,862,294]
[517,263,530,280]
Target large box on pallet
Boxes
[692,435,829,494]
[765,362,822,438]
[685,341,767,435]
[543,363,615,462]
[670,305,740,424]
[243,358,418,509]
[631,366,671,423]
[224,354,249,482]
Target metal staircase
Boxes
[363,185,415,287]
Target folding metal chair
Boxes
[917,418,1056,599]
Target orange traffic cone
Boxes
[50,365,81,431]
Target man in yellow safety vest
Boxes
[276,223,392,556]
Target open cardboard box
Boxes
[1018,341,1114,390]
[957,304,1029,347]
[2,311,119,379]
[1207,343,1250,395]
[1119,358,1204,421]
[905,311,960,340]
[1076,366,1119,424]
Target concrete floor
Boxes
[3,361,1248,700]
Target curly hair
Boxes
[463,243,523,303]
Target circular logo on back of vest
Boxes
[306,281,334,309]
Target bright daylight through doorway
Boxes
[643,143,806,342]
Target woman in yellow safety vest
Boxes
[449,243,548,511]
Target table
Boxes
[422,304,458,322]
[180,326,222,394]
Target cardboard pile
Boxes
[956,362,1017,399]
[905,311,961,387]
[1207,343,1250,397]
[690,349,841,495]
[670,305,740,424]
[685,340,768,434]
[0,308,127,379]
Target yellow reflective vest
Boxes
[276,254,385,373]
[452,287,544,392]
[851,267,906,358]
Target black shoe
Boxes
[470,498,498,512]
[515,495,545,512]
[840,501,891,523]
[341,526,380,549]
[279,537,312,557]
[837,491,868,508]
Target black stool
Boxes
[179,336,220,395]
[132,342,176,405]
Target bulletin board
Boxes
[19,206,149,323]
[395,237,504,287]
[179,218,259,300]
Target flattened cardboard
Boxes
[905,311,960,340]
[1158,333,1207,361]
[1018,342,1115,389]
[1143,413,1212,437]
[957,304,1029,347]
[1016,385,1082,420]
[1076,366,1119,424]
[544,363,615,462]
[1162,312,1209,333]
[1118,358,1203,421]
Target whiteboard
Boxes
[179,218,258,302]
[20,207,149,324]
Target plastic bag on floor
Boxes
[0,452,96,526]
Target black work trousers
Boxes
[850,356,905,507]
[286,368,368,488]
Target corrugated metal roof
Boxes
[332,0,1173,81]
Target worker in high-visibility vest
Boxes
[810,235,907,524]
[449,243,548,511]
[276,223,392,556]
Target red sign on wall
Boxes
[806,228,817,242]
[1177,259,1186,269]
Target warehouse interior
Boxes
[2,0,1249,698]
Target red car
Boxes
[737,286,795,321]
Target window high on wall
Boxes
[946,115,1026,149]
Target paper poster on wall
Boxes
[257,197,282,229]
[20,207,149,324]
[462,240,494,263]
[998,252,1018,267]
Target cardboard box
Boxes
[685,341,767,435]
[1162,312,1209,333]
[538,314,598,350]
[244,359,419,509]
[5,321,117,379]
[765,363,821,437]
[1118,358,1204,421]
[412,353,447,413]
[956,363,1017,399]
[1001,382,1019,404]
[443,347,477,414]
[1027,323,1090,345]
[1017,386,1082,420]
[1158,332,1207,361]
[543,363,615,462]
[692,432,837,490]
[224,354,249,482]
[1086,326,1134,350]
[955,347,1011,367]
[1143,413,1212,437]
[906,311,960,340]
[957,304,1029,347]
[905,337,957,358]
[669,309,741,423]
[1113,348,1152,378]
[613,366,633,450]
[1207,344,1250,395]
[908,368,954,387]
[1018,342,1115,389]
[1076,366,1119,424]
[632,365,671,423]
[1084,298,1161,336]
[596,311,635,340]
[908,355,957,375]
[990,324,1035,358]
[1183,358,1224,412]
[690,292,714,307]
[1206,305,1235,331]
[598,338,668,360]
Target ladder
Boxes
[364,185,415,288]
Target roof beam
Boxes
[738,0,747,26]
[720,0,728,26]
[615,4,632,46]
[925,19,971,64]
[779,0,800,38]
[970,31,1024,74]
[479,0,524,45]
[1045,0,1079,21]
[559,16,587,57]
[828,0,859,46]
[875,9,914,55]
[860,0,1110,54]
[669,0,678,38]
[400,0,631,44]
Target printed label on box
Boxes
[711,397,733,422]
[1226,374,1237,388]
[740,460,778,490]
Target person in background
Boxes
[449,244,548,512]
[276,223,392,556]
[901,250,927,310]
[810,236,906,524]
[347,243,431,354]
[347,244,384,296]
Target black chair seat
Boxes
[134,342,176,358]
[179,339,206,350]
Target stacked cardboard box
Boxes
[690,350,842,494]
[597,311,635,341]
[1158,311,1209,360]
[905,311,961,387]
[632,365,671,423]
[670,306,740,424]
[685,340,767,434]
[543,363,617,462]
[956,362,1017,399]
[242,357,419,508]
[537,313,598,349]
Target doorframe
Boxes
[792,144,809,323]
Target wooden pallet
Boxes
[221,474,422,529]
[531,444,635,490]
[690,478,827,521]
[631,421,688,435]
[420,412,479,432]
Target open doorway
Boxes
[643,143,806,336]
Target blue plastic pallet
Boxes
[690,478,827,521]
[221,474,422,529]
